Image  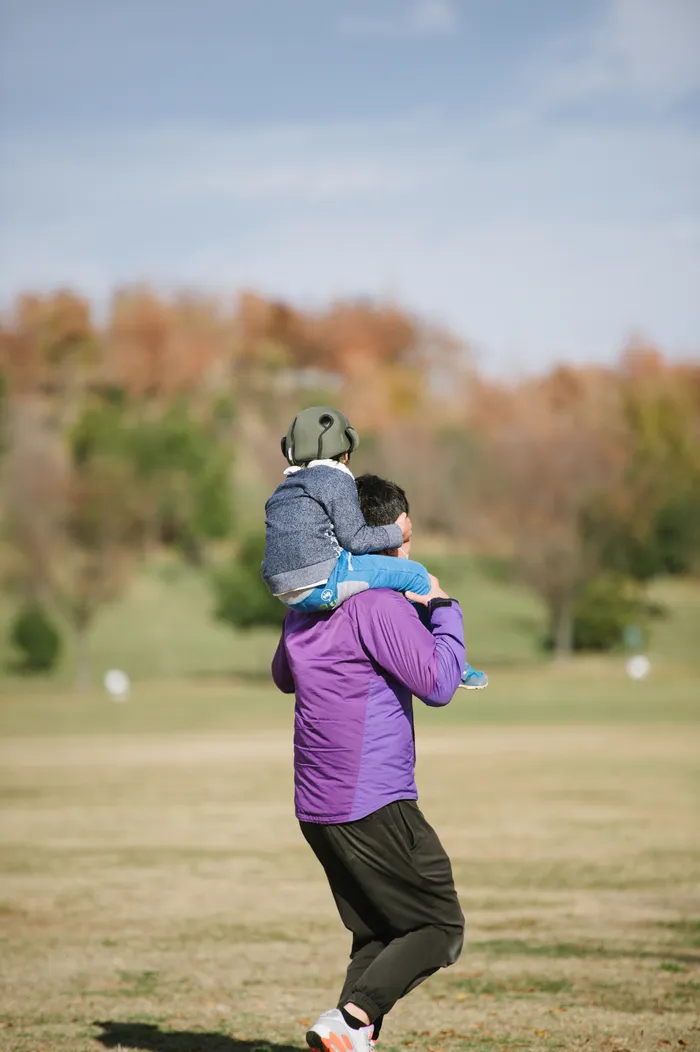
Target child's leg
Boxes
[332,551,431,603]
[280,551,430,613]
[277,581,333,612]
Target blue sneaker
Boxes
[459,662,488,690]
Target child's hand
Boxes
[396,512,412,544]
[406,574,449,605]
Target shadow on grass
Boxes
[94,1020,304,1052]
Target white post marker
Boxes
[625,654,651,681]
[104,669,131,701]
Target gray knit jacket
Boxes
[262,463,404,596]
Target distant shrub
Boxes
[544,574,654,654]
[212,533,284,632]
[592,493,700,581]
[573,575,649,652]
[9,604,62,673]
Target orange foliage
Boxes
[103,289,230,398]
[0,291,94,396]
[1,286,698,667]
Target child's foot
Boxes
[459,663,488,690]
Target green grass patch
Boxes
[0,843,308,876]
[450,972,573,997]
[0,562,277,686]
[663,918,700,947]
[156,922,304,947]
[469,938,700,968]
[469,938,603,958]
[454,854,700,892]
[2,661,699,740]
[116,970,160,997]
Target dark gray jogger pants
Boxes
[300,799,465,1025]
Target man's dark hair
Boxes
[356,474,409,526]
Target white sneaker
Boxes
[306,1008,375,1051]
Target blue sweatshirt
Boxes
[262,462,403,596]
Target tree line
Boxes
[1,288,698,680]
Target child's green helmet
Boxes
[281,406,360,466]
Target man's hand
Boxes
[396,512,412,544]
[405,573,449,605]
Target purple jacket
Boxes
[271,589,466,824]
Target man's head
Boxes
[356,474,411,557]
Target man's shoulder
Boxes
[348,588,415,617]
[283,590,414,635]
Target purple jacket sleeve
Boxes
[354,590,465,706]
[271,628,295,694]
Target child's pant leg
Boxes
[333,552,431,603]
[285,552,431,612]
[278,581,330,612]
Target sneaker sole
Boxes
[458,682,488,690]
[306,1031,354,1051]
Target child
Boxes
[262,406,488,689]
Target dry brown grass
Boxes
[1,720,699,1052]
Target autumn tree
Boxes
[2,395,143,684]
[469,366,631,658]
[591,347,700,579]
[0,292,238,683]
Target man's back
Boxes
[272,588,465,824]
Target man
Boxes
[271,474,466,1052]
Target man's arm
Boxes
[320,471,404,555]
[354,590,465,706]
[271,627,295,694]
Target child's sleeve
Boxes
[322,472,404,555]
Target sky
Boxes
[1,0,699,374]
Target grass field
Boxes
[1,568,699,1051]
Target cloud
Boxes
[605,0,700,97]
[0,119,438,220]
[526,0,700,110]
[339,0,457,39]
